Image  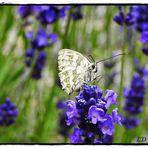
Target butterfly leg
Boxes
[92,75,103,83]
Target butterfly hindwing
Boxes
[58,49,91,94]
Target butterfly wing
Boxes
[58,49,91,94]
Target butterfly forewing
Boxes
[58,49,91,94]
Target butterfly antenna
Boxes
[96,53,127,64]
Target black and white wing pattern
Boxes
[58,49,92,95]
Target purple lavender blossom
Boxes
[141,48,148,55]
[122,117,141,129]
[140,31,148,44]
[113,6,133,26]
[139,31,148,55]
[70,128,83,143]
[104,90,118,109]
[99,115,114,136]
[122,73,146,129]
[71,5,83,21]
[129,6,148,32]
[66,85,122,144]
[0,98,18,126]
[134,58,148,78]
[25,28,57,79]
[88,106,105,124]
[37,6,69,25]
[112,108,122,125]
[56,99,74,138]
[30,50,47,79]
[26,28,57,49]
[18,5,34,18]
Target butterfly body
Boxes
[58,49,98,95]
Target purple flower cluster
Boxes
[56,99,74,138]
[71,5,83,21]
[25,28,57,79]
[18,5,40,18]
[140,31,148,55]
[129,6,148,33]
[122,73,146,129]
[65,85,122,144]
[114,5,148,55]
[134,58,148,78]
[36,6,70,25]
[129,6,148,55]
[18,5,83,25]
[113,6,133,26]
[0,98,18,126]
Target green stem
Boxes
[118,25,126,111]
[114,25,127,143]
[62,7,72,48]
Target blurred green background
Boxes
[0,5,147,143]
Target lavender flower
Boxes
[129,6,148,32]
[113,6,133,26]
[25,28,57,79]
[71,5,83,21]
[56,99,73,138]
[18,5,36,18]
[134,58,148,78]
[66,85,122,144]
[0,98,18,126]
[122,73,146,129]
[139,31,148,55]
[114,6,148,55]
[37,6,69,25]
[26,28,57,49]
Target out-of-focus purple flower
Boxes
[18,5,33,18]
[25,28,57,79]
[113,11,124,25]
[122,117,141,129]
[70,128,83,143]
[71,6,83,21]
[0,98,18,126]
[103,135,113,143]
[65,85,122,144]
[141,47,148,55]
[113,6,133,26]
[30,50,46,79]
[56,99,74,138]
[99,115,114,136]
[27,28,57,49]
[122,73,146,129]
[25,48,35,58]
[105,90,118,109]
[37,6,69,25]
[129,6,148,32]
[59,6,70,18]
[56,99,67,109]
[134,58,148,77]
[18,5,41,18]
[140,31,148,44]
[112,108,122,125]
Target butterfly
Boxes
[58,49,124,95]
[58,49,101,95]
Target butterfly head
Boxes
[90,63,98,73]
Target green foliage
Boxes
[0,5,147,144]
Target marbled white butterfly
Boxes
[58,49,124,95]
